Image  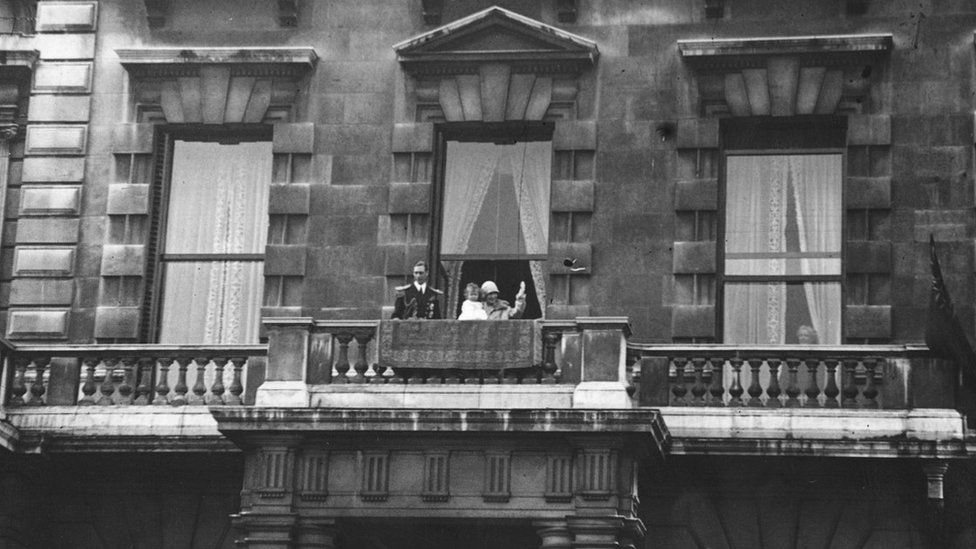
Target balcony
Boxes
[1,318,972,459]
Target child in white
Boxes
[457,283,488,320]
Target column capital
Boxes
[231,512,297,548]
[295,517,339,549]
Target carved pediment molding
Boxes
[116,48,317,124]
[395,6,598,76]
[678,34,892,117]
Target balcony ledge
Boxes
[661,407,970,459]
[5,407,235,453]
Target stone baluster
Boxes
[841,359,859,408]
[542,331,561,383]
[746,358,764,407]
[28,357,50,406]
[463,369,481,385]
[171,357,192,406]
[208,357,227,404]
[766,358,782,408]
[154,358,173,405]
[333,333,352,383]
[728,357,744,406]
[98,358,119,405]
[117,357,136,405]
[8,357,28,406]
[862,358,879,408]
[370,363,387,384]
[823,359,840,408]
[707,358,725,406]
[225,357,246,405]
[444,368,461,385]
[79,357,99,405]
[784,358,801,407]
[670,357,688,405]
[191,357,209,404]
[134,357,155,405]
[804,358,821,408]
[690,358,707,405]
[353,333,371,384]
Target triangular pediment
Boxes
[395,6,597,74]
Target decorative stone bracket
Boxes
[678,34,892,117]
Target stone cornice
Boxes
[115,47,318,77]
[395,6,597,75]
[678,33,892,69]
[0,45,39,70]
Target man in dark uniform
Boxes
[392,261,443,319]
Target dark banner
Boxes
[377,320,538,370]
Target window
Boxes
[722,153,842,344]
[150,136,272,344]
[432,123,553,318]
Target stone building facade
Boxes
[1,1,976,547]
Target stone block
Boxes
[93,307,140,339]
[19,185,81,216]
[847,114,891,145]
[551,180,594,212]
[844,305,892,338]
[671,305,716,338]
[553,120,596,150]
[388,183,431,214]
[35,1,98,31]
[676,118,719,149]
[265,245,307,275]
[36,33,96,60]
[913,210,972,242]
[381,246,408,275]
[13,246,75,276]
[21,157,86,182]
[549,243,592,275]
[545,304,591,319]
[6,309,69,339]
[846,177,891,209]
[15,218,79,244]
[9,279,74,305]
[111,124,154,154]
[672,241,717,273]
[106,184,150,215]
[392,123,434,152]
[25,125,88,155]
[674,179,718,211]
[846,241,892,273]
[32,62,93,94]
[273,123,315,153]
[269,184,311,214]
[27,96,91,122]
[100,245,146,276]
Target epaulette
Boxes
[394,284,411,296]
[430,287,444,295]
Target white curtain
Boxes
[158,141,271,344]
[440,141,550,258]
[724,156,788,344]
[789,155,842,344]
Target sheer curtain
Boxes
[158,141,271,344]
[724,156,788,344]
[789,155,842,344]
[441,142,497,256]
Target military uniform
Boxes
[392,283,443,319]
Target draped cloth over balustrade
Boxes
[378,320,541,371]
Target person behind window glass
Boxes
[392,261,442,319]
[481,280,525,320]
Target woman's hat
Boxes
[480,281,499,295]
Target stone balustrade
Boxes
[629,344,959,410]
[2,344,267,406]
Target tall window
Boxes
[154,139,272,344]
[723,153,842,344]
[433,123,552,318]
